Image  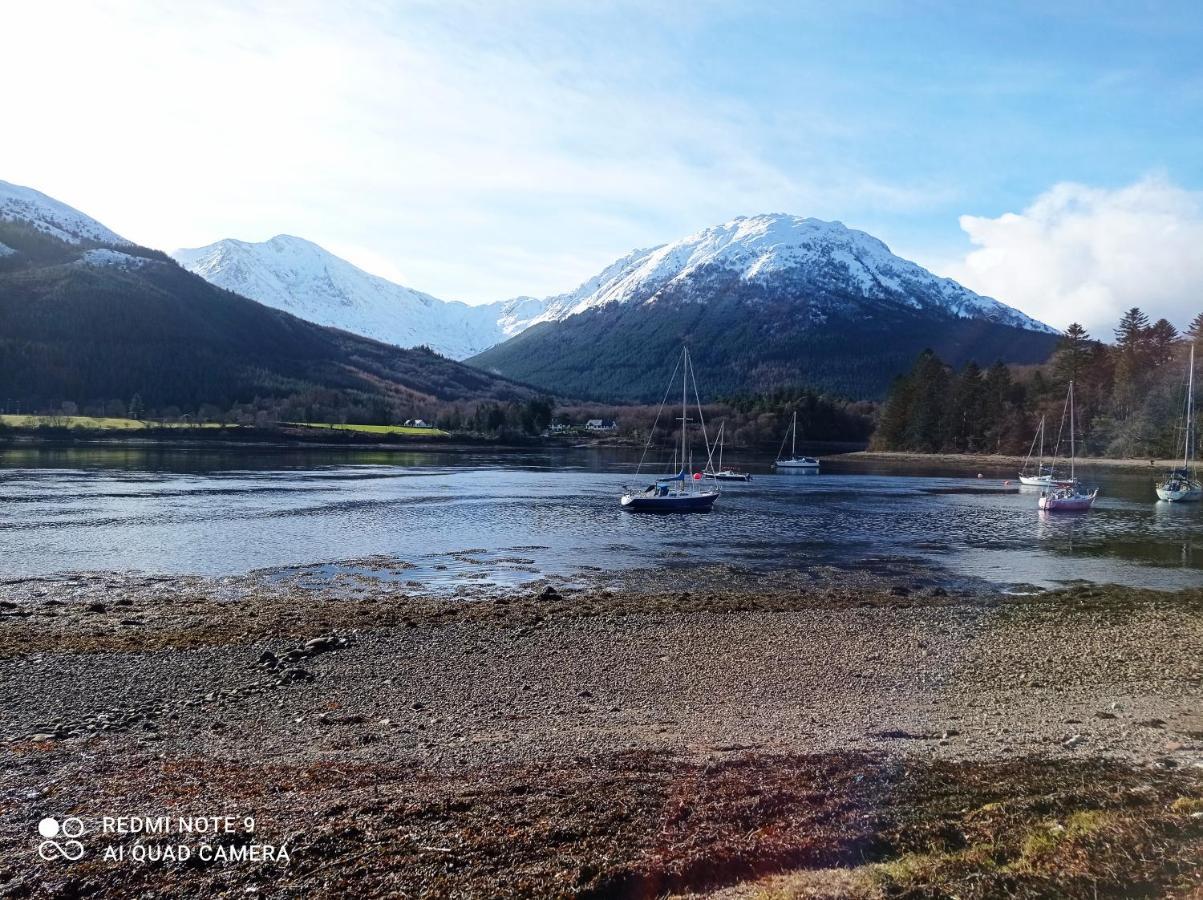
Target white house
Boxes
[585,419,617,431]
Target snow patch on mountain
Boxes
[0,180,129,245]
[530,214,1055,334]
[78,249,152,269]
[493,296,554,337]
[172,235,552,359]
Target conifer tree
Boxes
[1146,318,1179,368]
[1115,307,1151,350]
[1113,307,1152,417]
[1054,322,1091,386]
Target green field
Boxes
[0,414,227,430]
[284,422,448,437]
[0,415,447,437]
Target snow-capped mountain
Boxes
[172,236,550,360]
[529,213,1054,333]
[471,213,1060,401]
[0,180,129,245]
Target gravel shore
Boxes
[1,569,1200,897]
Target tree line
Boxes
[873,308,1203,458]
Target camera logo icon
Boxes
[37,817,85,861]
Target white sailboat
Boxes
[1018,415,1058,486]
[620,348,720,512]
[704,422,752,481]
[1038,380,1098,512]
[774,411,820,470]
[1156,344,1202,502]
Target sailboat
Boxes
[1038,380,1099,512]
[703,422,752,481]
[774,411,820,470]
[1018,415,1058,486]
[620,348,720,512]
[1155,344,1202,502]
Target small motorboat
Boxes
[774,411,819,470]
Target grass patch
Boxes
[0,414,226,430]
[282,421,448,436]
[1170,796,1203,814]
[744,757,1201,900]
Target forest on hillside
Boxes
[0,218,535,427]
[551,389,875,450]
[873,308,1203,459]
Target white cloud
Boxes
[943,175,1203,337]
[0,1,942,304]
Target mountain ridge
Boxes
[0,179,130,246]
[172,236,552,359]
[1,178,1059,405]
[0,216,535,419]
[469,214,1060,401]
[173,213,1053,368]
[524,213,1055,334]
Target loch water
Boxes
[2,445,1201,592]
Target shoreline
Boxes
[1,570,1199,896]
[0,435,623,455]
[847,449,1181,474]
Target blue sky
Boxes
[3,1,1202,332]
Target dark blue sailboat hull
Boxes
[620,492,718,513]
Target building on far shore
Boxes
[585,419,617,432]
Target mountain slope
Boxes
[172,236,550,359]
[470,214,1060,401]
[0,180,130,245]
[0,218,533,416]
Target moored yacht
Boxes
[1038,380,1098,512]
[774,411,819,470]
[703,422,752,481]
[620,348,720,512]
[1155,344,1202,502]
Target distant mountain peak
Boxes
[172,236,553,359]
[526,212,1054,334]
[469,212,1060,401]
[0,179,130,246]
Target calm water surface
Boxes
[2,445,1202,591]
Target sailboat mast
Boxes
[681,348,689,474]
[792,411,797,458]
[1069,381,1076,482]
[1038,416,1044,470]
[1186,344,1195,472]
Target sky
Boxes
[3,0,1202,334]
